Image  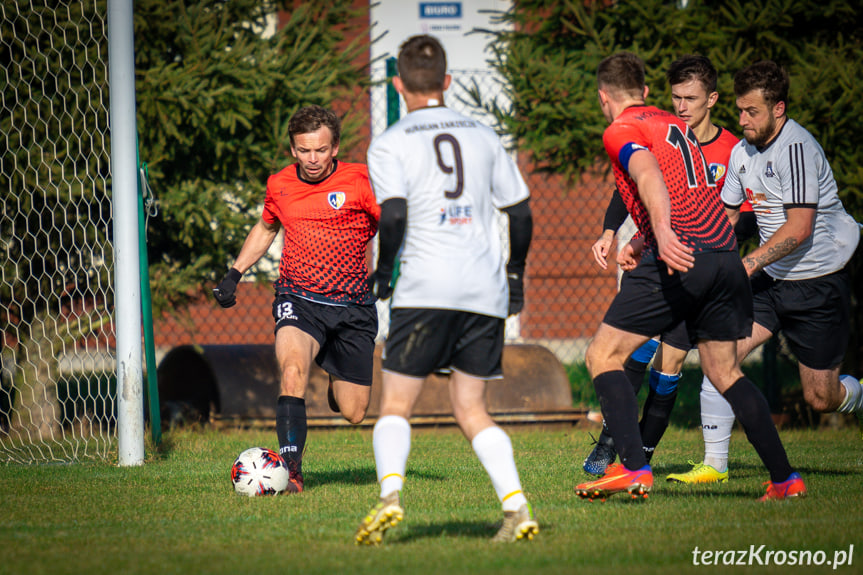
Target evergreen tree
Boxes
[1,0,113,343]
[478,0,862,192]
[134,0,372,313]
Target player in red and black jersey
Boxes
[574,52,801,501]
[584,56,752,478]
[605,105,736,256]
[264,157,379,305]
[213,105,380,494]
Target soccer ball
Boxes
[230,447,290,497]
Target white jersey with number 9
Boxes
[367,106,530,318]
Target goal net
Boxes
[1,0,117,464]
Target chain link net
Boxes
[1,0,116,464]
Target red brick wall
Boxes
[519,164,618,340]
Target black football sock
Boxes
[594,370,648,471]
[595,419,615,450]
[639,369,680,462]
[623,356,648,396]
[276,395,307,474]
[640,388,678,462]
[722,377,794,483]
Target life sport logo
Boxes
[439,203,473,225]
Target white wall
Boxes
[369,0,512,136]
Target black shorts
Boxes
[383,308,504,379]
[659,320,694,352]
[272,293,378,386]
[750,268,851,370]
[604,251,753,343]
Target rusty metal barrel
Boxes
[156,343,584,427]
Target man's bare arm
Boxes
[740,207,814,275]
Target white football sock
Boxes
[701,375,735,472]
[373,415,411,498]
[837,375,863,414]
[471,425,528,512]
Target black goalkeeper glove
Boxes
[213,268,242,308]
[367,267,395,300]
[507,268,525,316]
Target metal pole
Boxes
[138,164,161,445]
[386,57,399,126]
[385,57,401,287]
[108,0,145,466]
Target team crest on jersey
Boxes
[764,162,775,177]
[327,191,346,209]
[709,163,726,182]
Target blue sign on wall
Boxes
[419,2,462,18]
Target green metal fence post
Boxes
[385,57,401,289]
[386,57,399,126]
[137,162,161,445]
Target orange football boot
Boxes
[760,472,806,501]
[575,463,653,501]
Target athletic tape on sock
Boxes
[838,375,863,413]
[631,339,660,364]
[502,489,523,503]
[648,368,680,395]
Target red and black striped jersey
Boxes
[262,160,380,305]
[603,105,737,256]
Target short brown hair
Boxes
[288,105,341,147]
[397,35,447,93]
[733,60,789,109]
[666,55,717,93]
[597,52,645,99]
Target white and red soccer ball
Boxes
[230,447,290,496]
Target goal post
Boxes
[107,0,145,467]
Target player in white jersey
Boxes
[366,103,526,317]
[725,119,858,278]
[355,35,537,545]
[674,60,863,484]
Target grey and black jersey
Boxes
[722,119,859,280]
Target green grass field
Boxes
[3,424,861,575]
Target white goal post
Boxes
[107,0,145,466]
[0,0,145,465]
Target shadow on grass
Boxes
[308,465,377,487]
[792,465,858,478]
[659,486,762,499]
[395,520,493,541]
[654,461,858,479]
[146,429,182,461]
[392,518,546,542]
[387,512,553,543]
[307,466,448,488]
